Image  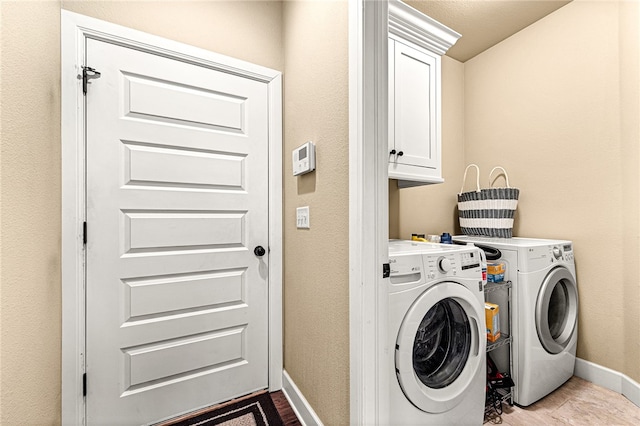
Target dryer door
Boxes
[535,267,578,354]
[395,282,485,413]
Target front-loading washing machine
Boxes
[453,236,578,406]
[386,240,486,425]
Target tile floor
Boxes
[486,376,640,425]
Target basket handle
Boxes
[489,166,511,188]
[459,164,481,194]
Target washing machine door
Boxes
[535,267,578,354]
[395,282,485,413]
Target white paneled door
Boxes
[85,38,270,425]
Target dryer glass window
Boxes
[536,268,578,354]
[548,280,569,339]
[413,298,471,389]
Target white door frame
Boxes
[348,1,389,425]
[61,10,282,425]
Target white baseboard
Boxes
[575,358,640,408]
[282,370,324,426]
[622,375,640,408]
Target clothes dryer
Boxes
[386,240,486,425]
[453,236,578,406]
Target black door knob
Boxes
[254,246,266,257]
[397,151,404,157]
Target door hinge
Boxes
[383,263,390,279]
[83,373,87,397]
[82,66,101,95]
[83,222,87,245]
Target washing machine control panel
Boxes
[563,244,574,261]
[548,244,574,263]
[422,250,482,279]
[460,250,482,271]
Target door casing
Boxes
[61,10,283,425]
[348,1,389,425]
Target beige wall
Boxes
[394,0,640,383]
[0,1,283,424]
[282,1,350,424]
[465,0,638,381]
[1,2,63,424]
[61,0,283,71]
[619,0,640,383]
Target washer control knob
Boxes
[553,247,562,259]
[438,257,452,273]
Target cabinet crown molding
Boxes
[389,0,461,56]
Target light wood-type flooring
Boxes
[486,376,640,425]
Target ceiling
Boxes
[404,0,572,62]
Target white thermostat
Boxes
[292,141,316,176]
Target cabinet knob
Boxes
[390,149,396,155]
[397,151,404,157]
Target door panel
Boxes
[85,38,269,425]
[123,211,245,251]
[124,328,245,388]
[123,73,246,131]
[393,41,437,169]
[124,143,246,190]
[125,269,245,318]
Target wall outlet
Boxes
[296,206,310,229]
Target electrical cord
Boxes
[485,354,514,418]
[487,385,504,416]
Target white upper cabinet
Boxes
[388,0,461,187]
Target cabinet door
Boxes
[392,40,438,169]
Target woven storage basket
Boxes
[457,164,519,238]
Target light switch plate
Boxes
[296,206,310,229]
